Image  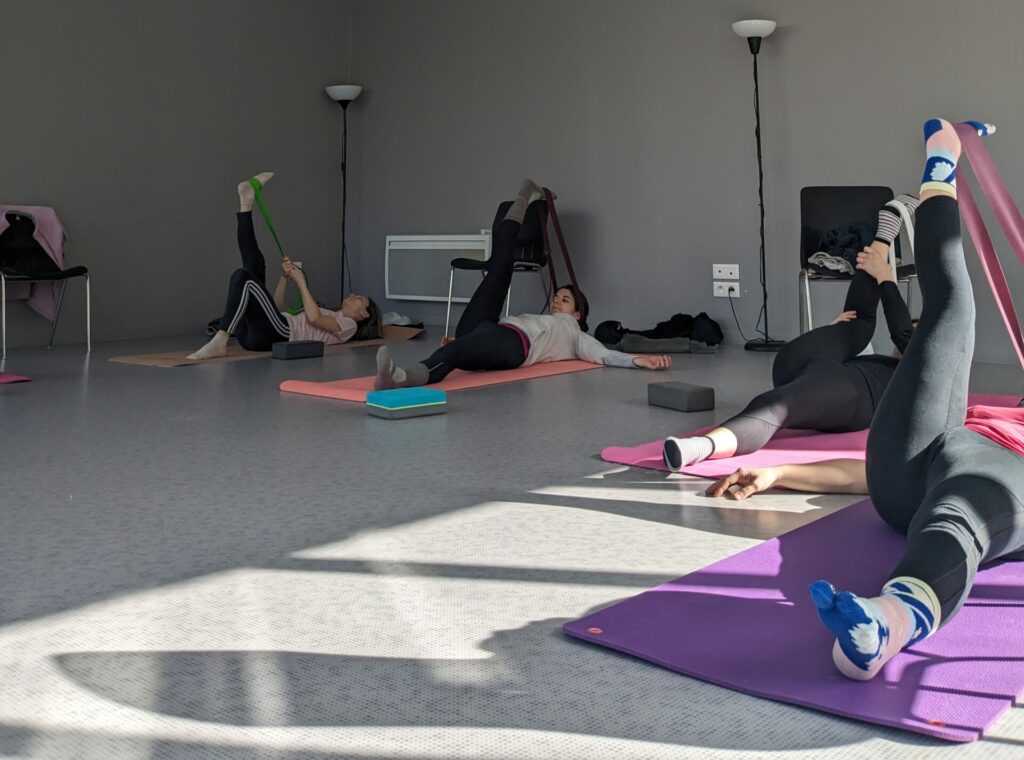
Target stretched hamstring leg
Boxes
[867,119,979,518]
[812,118,998,681]
[455,179,541,337]
[236,172,276,281]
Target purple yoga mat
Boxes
[603,393,1020,477]
[564,500,1024,742]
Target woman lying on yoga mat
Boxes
[188,173,382,360]
[373,179,671,389]
[662,198,918,472]
[708,118,1024,683]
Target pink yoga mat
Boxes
[0,373,31,384]
[565,499,1024,742]
[280,360,601,402]
[603,393,1020,477]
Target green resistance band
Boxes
[249,177,304,316]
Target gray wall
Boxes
[0,0,353,347]
[5,0,1023,364]
[350,0,1024,363]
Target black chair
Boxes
[799,186,917,333]
[443,199,549,340]
[0,211,90,358]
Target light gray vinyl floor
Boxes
[1,332,1023,760]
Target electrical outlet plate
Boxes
[713,281,739,298]
[713,263,739,279]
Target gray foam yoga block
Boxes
[272,340,324,360]
[648,381,715,412]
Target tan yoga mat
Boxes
[109,326,424,368]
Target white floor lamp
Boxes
[326,84,363,302]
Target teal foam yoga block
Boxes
[366,388,448,419]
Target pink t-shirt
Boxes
[284,308,357,345]
[964,404,1024,457]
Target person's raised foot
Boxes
[238,171,275,210]
[963,120,997,138]
[921,118,962,199]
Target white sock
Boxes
[187,331,229,360]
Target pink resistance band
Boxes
[954,122,1024,370]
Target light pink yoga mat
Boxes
[603,392,1020,477]
[280,360,601,402]
[0,373,31,384]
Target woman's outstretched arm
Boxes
[704,459,868,500]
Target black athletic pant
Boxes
[419,218,527,383]
[867,196,1024,624]
[720,271,884,453]
[217,212,290,351]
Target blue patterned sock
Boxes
[808,580,914,680]
[881,576,941,645]
[965,120,997,138]
[921,118,961,198]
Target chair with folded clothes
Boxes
[0,206,90,358]
[799,186,917,333]
[443,198,550,341]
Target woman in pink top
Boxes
[188,173,382,360]
[705,119,1024,683]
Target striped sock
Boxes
[921,118,961,198]
[873,194,921,246]
[881,576,941,645]
[662,435,715,471]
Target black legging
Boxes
[419,218,527,383]
[867,196,1024,624]
[216,212,290,351]
[720,271,905,454]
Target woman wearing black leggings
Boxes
[663,223,914,471]
[188,173,382,360]
[706,118,1024,681]
[374,179,671,389]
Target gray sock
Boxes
[662,435,716,471]
[504,179,542,224]
[403,362,429,387]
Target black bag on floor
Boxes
[596,311,724,350]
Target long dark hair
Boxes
[556,284,590,332]
[353,297,383,341]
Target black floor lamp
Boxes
[732,20,785,352]
[326,84,363,302]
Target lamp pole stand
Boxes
[743,35,785,352]
[336,98,351,302]
[325,84,362,302]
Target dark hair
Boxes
[556,284,590,332]
[353,297,383,341]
